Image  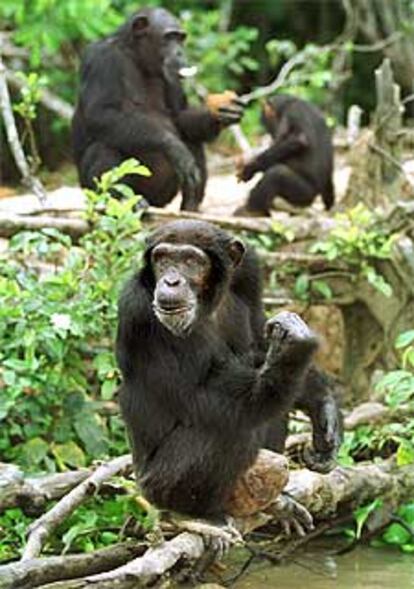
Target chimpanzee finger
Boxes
[218,105,244,116]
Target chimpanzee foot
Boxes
[265,311,318,358]
[177,516,243,560]
[266,493,314,537]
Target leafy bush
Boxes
[0,159,147,470]
[311,204,394,296]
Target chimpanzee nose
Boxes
[165,276,180,287]
[163,272,181,287]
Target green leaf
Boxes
[397,440,414,466]
[383,522,411,546]
[20,437,49,467]
[74,412,108,457]
[395,330,414,349]
[52,441,86,468]
[311,280,332,300]
[354,498,382,539]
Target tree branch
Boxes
[21,455,132,561]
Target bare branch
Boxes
[0,45,47,204]
[21,455,132,561]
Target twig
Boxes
[5,69,73,120]
[240,53,306,105]
[0,44,47,205]
[21,455,132,561]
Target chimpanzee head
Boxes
[142,221,245,337]
[125,7,192,84]
[261,95,295,138]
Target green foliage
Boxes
[311,204,394,297]
[182,9,259,93]
[0,491,159,560]
[265,40,338,107]
[0,0,122,68]
[0,159,147,469]
[338,330,414,468]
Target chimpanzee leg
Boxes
[78,142,123,189]
[246,164,316,215]
[79,142,180,206]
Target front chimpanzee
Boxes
[72,8,242,211]
[116,220,341,522]
[236,95,335,216]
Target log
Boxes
[0,543,144,589]
[0,213,89,239]
[0,463,91,513]
[6,462,412,589]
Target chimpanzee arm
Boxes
[242,132,308,181]
[180,312,318,432]
[80,46,193,162]
[175,107,222,143]
[296,367,343,473]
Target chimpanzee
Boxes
[116,220,342,531]
[235,94,335,216]
[72,8,243,211]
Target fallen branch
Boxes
[6,461,412,588]
[21,455,132,561]
[0,543,144,589]
[0,463,91,513]
[0,44,47,205]
[0,212,89,239]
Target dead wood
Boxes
[2,461,411,589]
[21,455,131,561]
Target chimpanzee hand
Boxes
[236,155,258,183]
[265,311,318,362]
[215,100,244,127]
[304,400,342,474]
[206,91,244,127]
[166,141,203,210]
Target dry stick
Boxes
[21,454,132,561]
[0,45,47,205]
[0,542,144,589]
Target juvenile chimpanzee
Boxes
[116,220,341,526]
[235,94,335,216]
[72,8,243,211]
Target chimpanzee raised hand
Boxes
[72,8,243,211]
[116,220,342,552]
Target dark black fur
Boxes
[72,8,230,211]
[116,220,341,517]
[239,94,335,215]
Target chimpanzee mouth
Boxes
[154,305,191,315]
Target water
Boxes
[232,544,414,589]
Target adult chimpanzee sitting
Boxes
[116,220,342,539]
[72,8,243,211]
[235,94,335,216]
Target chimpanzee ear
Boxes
[228,239,245,267]
[132,15,149,36]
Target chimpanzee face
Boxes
[131,8,191,83]
[151,243,211,337]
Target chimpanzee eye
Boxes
[164,31,186,43]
